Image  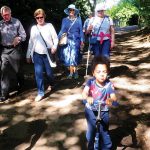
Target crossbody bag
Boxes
[59,18,77,46]
[90,17,105,44]
[37,26,56,63]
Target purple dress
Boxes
[58,17,84,67]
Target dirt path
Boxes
[0,29,150,150]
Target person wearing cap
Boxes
[86,3,115,59]
[83,12,94,33]
[0,6,26,101]
[58,4,84,79]
[26,8,58,102]
[83,12,94,51]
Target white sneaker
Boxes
[35,95,43,102]
[47,86,52,91]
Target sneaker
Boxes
[74,72,79,79]
[47,85,52,91]
[67,73,73,79]
[35,95,43,102]
[0,93,9,102]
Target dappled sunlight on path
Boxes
[0,29,150,149]
[109,29,150,150]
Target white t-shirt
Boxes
[88,16,113,41]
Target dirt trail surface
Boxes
[0,28,150,150]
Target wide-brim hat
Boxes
[64,4,79,16]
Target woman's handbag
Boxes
[59,33,68,46]
[59,18,77,46]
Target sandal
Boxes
[74,72,79,79]
[67,73,73,79]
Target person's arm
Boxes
[109,17,115,49]
[82,86,89,100]
[106,93,117,106]
[12,19,26,47]
[58,18,66,39]
[86,25,93,35]
[82,79,94,105]
[110,25,115,49]
[106,81,117,106]
[50,24,58,54]
[17,19,26,41]
[82,19,87,33]
[78,17,84,42]
[85,17,94,35]
[26,26,34,63]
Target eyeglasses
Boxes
[35,16,44,20]
[97,10,104,12]
[69,9,75,12]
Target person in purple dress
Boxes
[58,4,84,79]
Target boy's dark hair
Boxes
[91,56,110,73]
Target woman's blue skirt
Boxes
[59,38,82,67]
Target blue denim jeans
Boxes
[91,39,111,58]
[85,107,112,150]
[33,52,54,96]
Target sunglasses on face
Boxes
[69,9,75,12]
[97,10,104,12]
[35,16,44,20]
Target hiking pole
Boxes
[94,101,102,150]
[85,38,91,77]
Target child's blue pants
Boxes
[85,107,112,150]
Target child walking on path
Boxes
[82,56,117,150]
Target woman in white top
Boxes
[86,4,115,58]
[26,9,58,101]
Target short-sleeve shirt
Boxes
[88,16,113,41]
[85,77,115,111]
[83,18,90,31]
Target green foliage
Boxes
[107,0,150,28]
[75,0,93,19]
[107,1,139,26]
[138,0,150,28]
[0,0,94,31]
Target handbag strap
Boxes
[67,17,77,33]
[36,25,48,48]
[92,17,105,35]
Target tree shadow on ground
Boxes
[43,104,87,150]
[0,119,47,150]
[110,119,140,150]
[109,91,150,150]
[109,65,130,78]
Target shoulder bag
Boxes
[59,18,77,46]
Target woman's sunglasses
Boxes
[69,9,75,12]
[35,16,44,20]
[97,10,104,12]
